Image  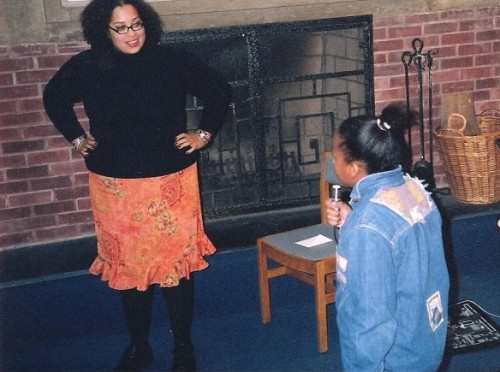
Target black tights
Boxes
[119,278,195,351]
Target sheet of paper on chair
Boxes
[295,234,333,247]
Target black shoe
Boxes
[115,343,154,371]
[172,349,196,372]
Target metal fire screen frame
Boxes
[161,15,374,219]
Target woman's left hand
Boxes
[175,132,207,154]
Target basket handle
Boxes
[446,113,467,135]
[480,108,500,118]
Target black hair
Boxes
[80,0,163,52]
[337,103,416,174]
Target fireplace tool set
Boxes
[402,38,437,191]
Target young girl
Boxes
[326,104,449,371]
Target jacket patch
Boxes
[426,291,444,332]
[371,176,432,226]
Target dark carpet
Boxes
[1,243,499,371]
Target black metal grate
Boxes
[161,16,374,219]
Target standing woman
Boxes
[325,104,449,371]
[43,0,231,371]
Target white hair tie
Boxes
[377,118,391,131]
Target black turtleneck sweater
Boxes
[43,45,231,178]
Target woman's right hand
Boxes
[325,199,351,228]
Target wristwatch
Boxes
[196,129,212,144]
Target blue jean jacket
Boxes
[335,167,449,372]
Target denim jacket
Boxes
[335,167,449,372]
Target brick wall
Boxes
[373,7,500,186]
[1,7,499,250]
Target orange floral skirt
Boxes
[88,164,215,291]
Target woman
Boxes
[325,104,449,371]
[43,0,231,370]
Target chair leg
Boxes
[257,242,271,324]
[314,264,328,353]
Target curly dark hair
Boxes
[337,103,416,174]
[80,0,163,52]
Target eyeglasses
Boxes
[108,21,144,35]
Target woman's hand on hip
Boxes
[175,132,208,154]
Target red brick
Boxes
[387,25,423,39]
[34,201,76,215]
[0,112,45,127]
[32,175,73,190]
[441,32,474,45]
[440,56,474,70]
[374,87,407,102]
[374,64,404,78]
[50,161,87,176]
[374,77,390,90]
[9,215,57,230]
[57,44,88,54]
[0,101,17,113]
[74,173,90,185]
[458,43,492,56]
[77,198,92,210]
[477,29,500,41]
[441,81,475,94]
[0,232,35,249]
[0,154,27,169]
[460,66,494,80]
[0,57,35,72]
[475,53,500,66]
[54,186,90,201]
[433,46,457,59]
[459,19,494,31]
[432,69,460,84]
[37,55,74,69]
[0,128,22,141]
[17,98,45,113]
[0,85,39,100]
[373,53,386,64]
[27,149,71,165]
[16,70,58,84]
[0,206,31,220]
[24,124,60,138]
[35,225,80,241]
[374,15,405,27]
[6,165,49,180]
[474,89,491,103]
[0,73,14,87]
[0,181,29,195]
[476,78,500,90]
[2,139,45,154]
[10,44,55,57]
[374,39,405,52]
[424,22,457,35]
[58,210,94,225]
[372,27,387,40]
[8,190,53,207]
[79,223,97,235]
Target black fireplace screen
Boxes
[161,15,374,219]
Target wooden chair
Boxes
[257,151,338,353]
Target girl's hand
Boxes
[325,199,351,228]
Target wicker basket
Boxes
[434,110,500,204]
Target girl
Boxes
[326,104,449,371]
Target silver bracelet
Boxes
[196,129,212,144]
[71,134,86,153]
